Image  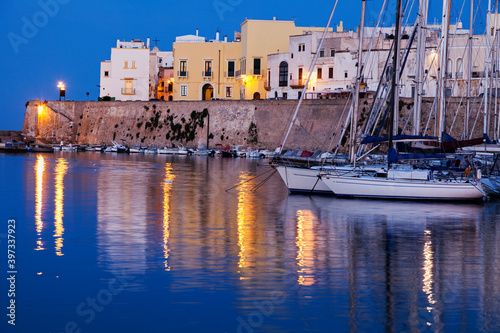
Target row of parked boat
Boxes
[21,141,277,158]
[272,153,500,201]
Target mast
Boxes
[494,1,499,140]
[438,0,451,141]
[466,0,474,138]
[485,0,492,137]
[350,0,366,164]
[413,0,429,136]
[389,0,402,152]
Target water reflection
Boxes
[295,210,315,286]
[54,158,68,256]
[163,163,175,271]
[35,155,45,251]
[237,172,252,275]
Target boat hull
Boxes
[275,165,333,194]
[322,175,485,200]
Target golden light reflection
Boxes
[163,163,175,271]
[422,229,436,312]
[54,158,68,256]
[237,172,253,275]
[35,155,45,251]
[296,210,316,286]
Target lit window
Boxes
[180,85,188,97]
[123,61,128,69]
[226,86,233,98]
[131,61,136,69]
[317,68,322,79]
[204,61,212,77]
[179,60,187,77]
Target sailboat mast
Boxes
[494,0,499,141]
[466,0,473,138]
[389,0,402,151]
[413,0,429,136]
[485,0,492,137]
[350,0,366,164]
[438,0,451,141]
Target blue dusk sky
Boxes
[0,0,489,130]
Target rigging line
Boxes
[224,167,275,192]
[280,0,339,152]
[250,170,278,192]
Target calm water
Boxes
[1,152,500,333]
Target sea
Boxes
[0,152,499,333]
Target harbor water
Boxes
[1,152,500,332]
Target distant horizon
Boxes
[0,0,492,131]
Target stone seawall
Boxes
[22,98,492,151]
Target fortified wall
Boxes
[23,98,491,151]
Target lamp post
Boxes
[57,82,66,101]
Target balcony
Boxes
[235,70,241,77]
[177,71,188,78]
[289,79,305,89]
[251,68,263,76]
[121,88,135,95]
[202,71,212,78]
[264,81,271,91]
[456,72,464,79]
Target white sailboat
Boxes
[320,0,485,201]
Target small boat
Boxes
[28,145,54,153]
[61,144,77,151]
[129,147,144,154]
[158,144,189,155]
[104,141,128,153]
[144,147,157,154]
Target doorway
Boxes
[202,84,214,100]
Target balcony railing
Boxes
[289,79,305,89]
[251,68,263,76]
[203,71,212,78]
[177,71,188,78]
[121,88,135,95]
[235,70,241,77]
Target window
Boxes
[279,61,288,87]
[204,60,212,77]
[298,44,305,52]
[227,61,235,77]
[317,68,322,79]
[104,71,109,77]
[131,61,136,69]
[179,60,187,77]
[168,83,173,92]
[241,58,246,75]
[122,79,134,95]
[330,49,335,57]
[226,86,233,98]
[291,53,294,59]
[344,71,348,78]
[180,85,188,97]
[253,58,261,75]
[298,91,302,100]
[298,68,303,85]
[319,50,325,57]
[283,92,288,100]
[329,67,333,79]
[123,61,128,69]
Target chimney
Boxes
[196,28,199,36]
[216,30,220,41]
[147,37,150,49]
[224,35,228,42]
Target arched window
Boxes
[447,58,453,78]
[456,58,463,78]
[279,61,288,87]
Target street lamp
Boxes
[57,81,66,101]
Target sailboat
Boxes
[320,0,485,200]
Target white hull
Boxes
[158,148,188,155]
[322,174,485,200]
[460,144,500,153]
[481,177,500,197]
[275,165,333,194]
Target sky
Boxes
[0,0,490,130]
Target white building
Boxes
[266,24,489,101]
[100,38,173,101]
